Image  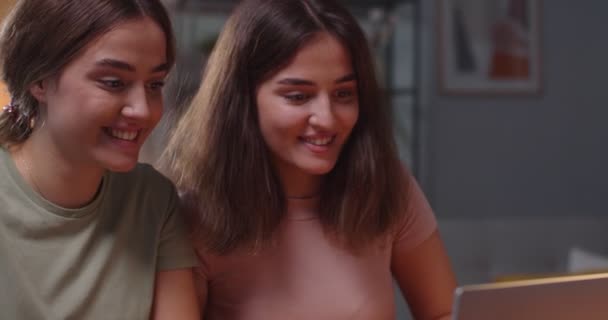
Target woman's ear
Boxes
[29,80,48,104]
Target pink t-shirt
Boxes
[194,174,437,319]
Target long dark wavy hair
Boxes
[161,0,408,254]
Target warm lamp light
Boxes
[0,82,9,107]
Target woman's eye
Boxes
[284,93,310,104]
[335,89,356,101]
[147,81,166,92]
[99,79,124,90]
[337,90,352,98]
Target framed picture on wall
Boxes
[437,0,542,95]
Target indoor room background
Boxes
[2,1,607,319]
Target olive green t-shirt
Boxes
[0,148,198,319]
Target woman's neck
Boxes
[277,166,323,199]
[10,137,105,209]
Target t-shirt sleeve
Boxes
[157,186,199,270]
[392,171,438,253]
[192,249,210,308]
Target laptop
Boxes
[451,272,608,320]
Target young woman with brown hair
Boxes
[0,0,199,318]
[162,0,456,318]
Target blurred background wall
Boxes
[0,0,15,19]
[0,0,16,107]
[420,0,608,283]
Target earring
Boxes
[2,104,15,114]
[2,99,19,122]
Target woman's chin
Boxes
[300,162,337,176]
[99,157,139,173]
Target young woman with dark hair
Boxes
[162,0,456,318]
[0,1,200,318]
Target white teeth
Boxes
[110,129,138,141]
[304,137,333,146]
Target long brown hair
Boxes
[0,0,175,146]
[161,0,407,254]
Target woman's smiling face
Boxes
[255,32,359,185]
[31,17,169,172]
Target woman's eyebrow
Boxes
[335,73,356,84]
[276,78,315,86]
[276,73,356,86]
[95,58,169,73]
